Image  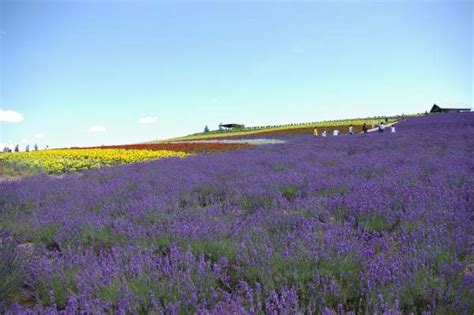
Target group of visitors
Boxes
[313,121,396,137]
[2,143,39,153]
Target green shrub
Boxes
[280,185,300,201]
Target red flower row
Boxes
[75,142,253,153]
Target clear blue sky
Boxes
[1,0,472,148]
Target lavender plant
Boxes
[0,235,24,312]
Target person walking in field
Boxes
[333,129,339,136]
[349,125,354,135]
[14,144,19,152]
[34,144,38,151]
[25,144,30,152]
[378,122,385,133]
[362,123,368,134]
[322,130,327,137]
[313,127,319,136]
[391,125,396,133]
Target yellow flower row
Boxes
[0,149,187,174]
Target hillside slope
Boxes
[150,116,401,142]
[1,113,472,313]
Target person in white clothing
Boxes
[322,130,327,137]
[378,122,385,133]
[333,129,339,136]
[391,125,396,133]
[348,125,354,135]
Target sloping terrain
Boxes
[0,113,472,313]
[154,117,400,142]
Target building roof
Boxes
[219,123,244,128]
[430,104,471,113]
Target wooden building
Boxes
[430,104,471,113]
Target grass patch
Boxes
[399,269,441,313]
[238,195,273,214]
[188,238,237,263]
[194,185,227,208]
[361,167,387,179]
[134,211,165,227]
[296,207,317,219]
[97,279,121,304]
[366,215,392,233]
[271,163,288,172]
[280,184,300,201]
[232,253,362,309]
[316,185,349,198]
[36,268,78,310]
[332,205,350,224]
[35,223,61,251]
[147,236,173,255]
[318,255,363,309]
[179,184,228,208]
[81,224,123,254]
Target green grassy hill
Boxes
[150,115,410,143]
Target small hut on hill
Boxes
[219,123,245,130]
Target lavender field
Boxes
[1,113,473,314]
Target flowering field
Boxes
[0,113,473,313]
[0,149,187,174]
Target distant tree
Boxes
[204,125,210,133]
